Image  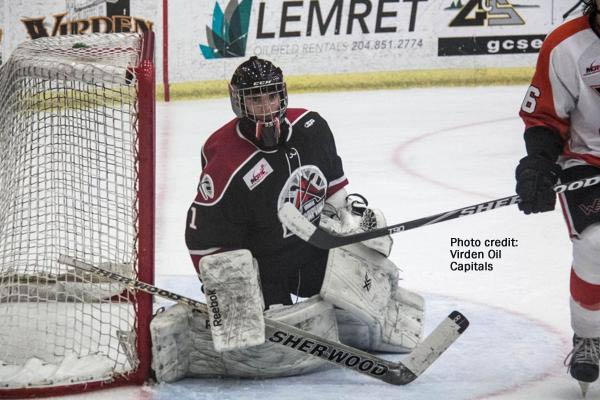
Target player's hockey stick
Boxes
[562,0,583,19]
[278,174,600,250]
[58,254,469,385]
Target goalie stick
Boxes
[58,255,469,386]
[278,174,600,250]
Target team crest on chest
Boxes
[243,158,274,190]
[277,165,327,238]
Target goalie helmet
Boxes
[229,56,288,147]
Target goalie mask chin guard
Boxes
[229,56,288,147]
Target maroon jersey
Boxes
[185,108,348,275]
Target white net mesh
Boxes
[0,33,148,390]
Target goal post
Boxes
[0,31,155,397]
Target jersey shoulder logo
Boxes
[585,60,600,77]
[277,165,327,238]
[243,158,274,190]
[198,173,215,200]
[581,54,600,96]
[304,118,315,128]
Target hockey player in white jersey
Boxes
[516,0,600,393]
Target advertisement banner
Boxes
[0,1,588,85]
[181,0,581,82]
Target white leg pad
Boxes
[150,305,195,383]
[200,249,265,352]
[150,295,337,381]
[321,244,424,353]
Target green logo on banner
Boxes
[200,0,253,59]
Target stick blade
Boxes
[57,254,89,270]
[399,311,469,380]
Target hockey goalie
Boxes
[150,57,425,381]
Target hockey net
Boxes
[0,32,155,397]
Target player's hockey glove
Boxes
[515,155,561,214]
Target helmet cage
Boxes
[229,81,288,124]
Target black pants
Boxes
[257,247,329,308]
